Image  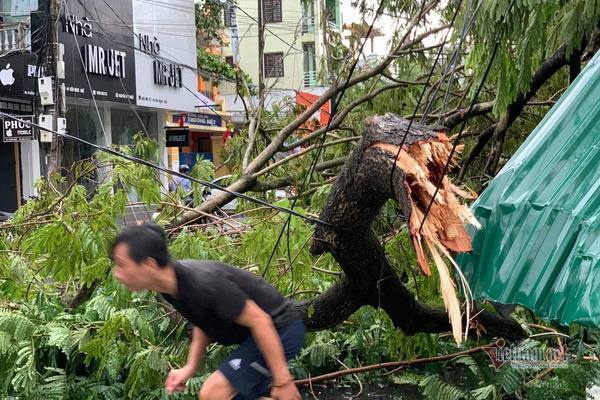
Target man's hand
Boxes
[165,365,195,394]
[165,326,210,394]
[271,380,301,400]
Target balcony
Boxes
[327,20,339,31]
[0,23,29,54]
[303,70,317,87]
[301,15,315,33]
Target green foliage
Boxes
[468,0,600,116]
[526,362,600,400]
[414,341,600,400]
[420,374,472,400]
[195,0,225,47]
[2,29,600,395]
[196,48,237,81]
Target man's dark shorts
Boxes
[218,319,306,400]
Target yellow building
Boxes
[164,73,232,178]
[164,110,231,178]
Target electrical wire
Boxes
[419,0,516,233]
[0,110,336,228]
[65,0,236,85]
[213,0,330,66]
[62,0,110,148]
[92,0,226,119]
[419,0,481,124]
[261,0,388,281]
[388,0,472,199]
[64,0,228,194]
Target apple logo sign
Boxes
[0,64,16,86]
[5,129,12,137]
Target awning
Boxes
[194,91,216,109]
[457,51,600,328]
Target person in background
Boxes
[111,224,305,400]
[169,164,193,206]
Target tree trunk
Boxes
[296,113,525,340]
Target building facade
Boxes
[0,0,42,213]
[0,0,229,213]
[219,0,341,122]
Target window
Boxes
[264,52,284,78]
[301,0,315,33]
[262,0,282,23]
[111,109,158,146]
[303,43,316,87]
[325,0,338,26]
[225,56,234,67]
[224,5,233,27]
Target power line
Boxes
[262,0,388,280]
[0,110,336,228]
[420,0,481,124]
[62,0,219,193]
[65,0,237,85]
[389,0,476,200]
[418,0,517,232]
[63,0,110,148]
[90,0,228,118]
[214,0,330,66]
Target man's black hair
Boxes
[112,223,171,267]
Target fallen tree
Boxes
[293,113,525,342]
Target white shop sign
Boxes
[132,0,199,112]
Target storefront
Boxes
[164,110,231,177]
[0,37,42,211]
[1,0,221,207]
[0,99,37,212]
[58,0,207,191]
[132,0,232,180]
[59,0,141,182]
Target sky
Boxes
[340,0,447,56]
[340,0,397,55]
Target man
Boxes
[112,223,304,400]
[169,164,193,205]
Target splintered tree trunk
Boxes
[295,114,525,341]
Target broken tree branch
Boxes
[253,137,359,178]
[168,2,445,229]
[294,343,495,385]
[299,113,525,340]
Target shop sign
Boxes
[166,127,189,147]
[133,0,198,111]
[2,115,35,142]
[0,53,40,98]
[59,0,136,103]
[172,112,221,128]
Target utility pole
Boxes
[42,0,65,178]
[257,0,265,100]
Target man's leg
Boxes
[199,370,238,400]
[215,320,306,400]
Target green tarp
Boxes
[457,51,600,328]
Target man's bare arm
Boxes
[187,326,211,371]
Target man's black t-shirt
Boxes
[162,260,301,345]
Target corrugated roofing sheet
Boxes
[457,51,600,327]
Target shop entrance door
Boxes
[0,143,18,212]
